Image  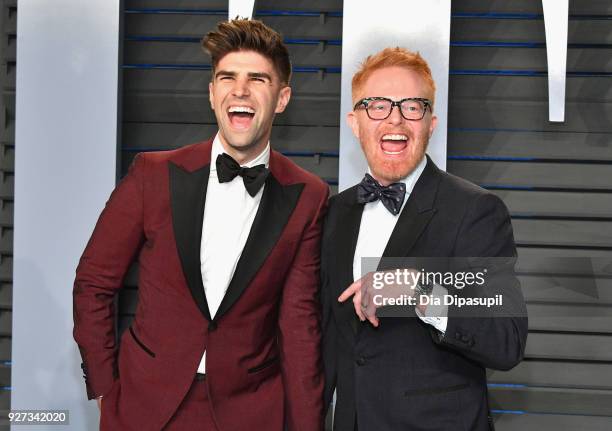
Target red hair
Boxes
[352,47,436,109]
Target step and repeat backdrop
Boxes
[118,1,612,430]
[7,0,612,429]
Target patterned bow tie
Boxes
[356,173,406,215]
[216,153,270,197]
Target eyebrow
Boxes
[214,70,273,82]
[248,72,272,81]
[214,70,236,79]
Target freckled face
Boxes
[348,66,437,185]
[209,50,291,162]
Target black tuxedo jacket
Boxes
[321,157,528,431]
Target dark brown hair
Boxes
[202,18,292,85]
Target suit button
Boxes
[468,339,475,347]
[355,357,366,366]
[455,332,462,340]
[208,321,218,331]
[461,335,470,343]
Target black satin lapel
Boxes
[334,195,364,338]
[378,157,441,263]
[214,175,304,319]
[169,162,212,321]
[378,198,436,267]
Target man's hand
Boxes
[338,274,379,326]
[338,269,420,327]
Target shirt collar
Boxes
[211,133,271,172]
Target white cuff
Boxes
[416,283,448,334]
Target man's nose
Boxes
[232,78,250,97]
[385,104,404,125]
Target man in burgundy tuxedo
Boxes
[73,19,327,430]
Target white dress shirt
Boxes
[352,156,448,334]
[197,134,270,373]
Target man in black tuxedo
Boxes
[321,47,528,430]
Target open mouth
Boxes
[227,105,255,130]
[380,134,409,155]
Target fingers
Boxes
[338,279,361,302]
[338,276,380,326]
[362,292,379,327]
[353,292,366,321]
[338,282,363,320]
[366,314,379,327]
[338,281,368,321]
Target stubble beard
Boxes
[364,132,429,184]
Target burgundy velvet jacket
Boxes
[73,139,328,430]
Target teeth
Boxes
[383,150,403,155]
[382,134,408,141]
[228,106,255,114]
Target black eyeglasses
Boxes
[353,97,432,121]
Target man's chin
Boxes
[369,161,411,183]
[220,132,256,150]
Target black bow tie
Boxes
[356,173,406,215]
[216,153,270,197]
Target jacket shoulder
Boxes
[437,169,500,201]
[333,185,358,203]
[271,150,329,197]
[434,169,510,221]
[139,141,210,166]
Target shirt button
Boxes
[208,321,218,331]
[355,357,366,366]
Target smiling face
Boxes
[209,50,291,164]
[348,66,437,185]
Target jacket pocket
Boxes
[247,356,279,374]
[129,327,156,358]
[404,382,468,397]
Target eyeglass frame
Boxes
[353,97,432,121]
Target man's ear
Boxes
[275,86,292,113]
[208,81,215,110]
[429,114,438,139]
[347,110,360,140]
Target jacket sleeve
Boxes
[277,181,329,431]
[433,193,528,371]
[73,154,146,399]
